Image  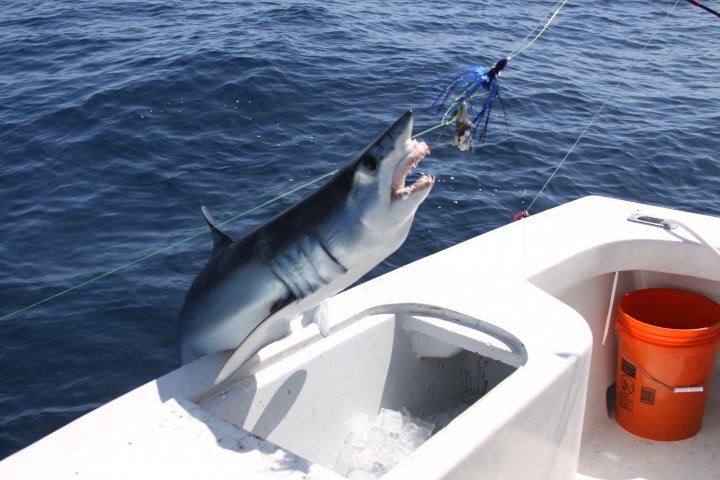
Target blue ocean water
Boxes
[0,0,718,459]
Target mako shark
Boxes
[178,111,434,384]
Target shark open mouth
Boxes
[391,139,434,200]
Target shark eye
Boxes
[361,154,377,172]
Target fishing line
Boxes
[508,0,570,61]
[523,0,682,215]
[412,118,456,139]
[0,169,339,323]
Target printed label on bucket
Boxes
[621,358,636,378]
[619,372,635,412]
[640,387,655,405]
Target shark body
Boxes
[178,111,434,383]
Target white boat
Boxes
[1,195,719,480]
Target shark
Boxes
[178,111,434,383]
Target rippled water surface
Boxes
[1,0,718,459]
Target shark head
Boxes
[348,111,434,230]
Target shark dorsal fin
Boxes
[201,206,233,248]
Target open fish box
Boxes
[197,304,527,479]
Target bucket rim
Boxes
[617,288,720,347]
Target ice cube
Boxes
[401,421,433,449]
[377,408,403,434]
[335,407,444,479]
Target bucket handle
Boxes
[615,330,704,394]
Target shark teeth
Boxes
[393,174,435,200]
[392,140,434,200]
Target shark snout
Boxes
[387,110,414,148]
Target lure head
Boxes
[347,111,434,231]
[488,57,508,79]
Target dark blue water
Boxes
[1,0,718,459]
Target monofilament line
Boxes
[0,169,339,323]
[525,0,681,214]
[508,0,570,61]
[412,118,455,139]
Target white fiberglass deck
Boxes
[577,359,720,479]
[1,196,719,480]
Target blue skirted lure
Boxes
[431,57,508,150]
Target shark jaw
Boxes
[391,138,434,201]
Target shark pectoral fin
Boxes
[213,316,292,385]
[214,341,260,386]
[301,302,330,337]
[201,206,233,248]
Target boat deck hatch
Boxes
[197,304,527,477]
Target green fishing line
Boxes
[0,169,339,322]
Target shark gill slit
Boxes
[268,257,304,300]
[295,238,328,290]
[313,234,347,274]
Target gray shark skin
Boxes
[178,111,434,383]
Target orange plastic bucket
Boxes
[615,288,720,441]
